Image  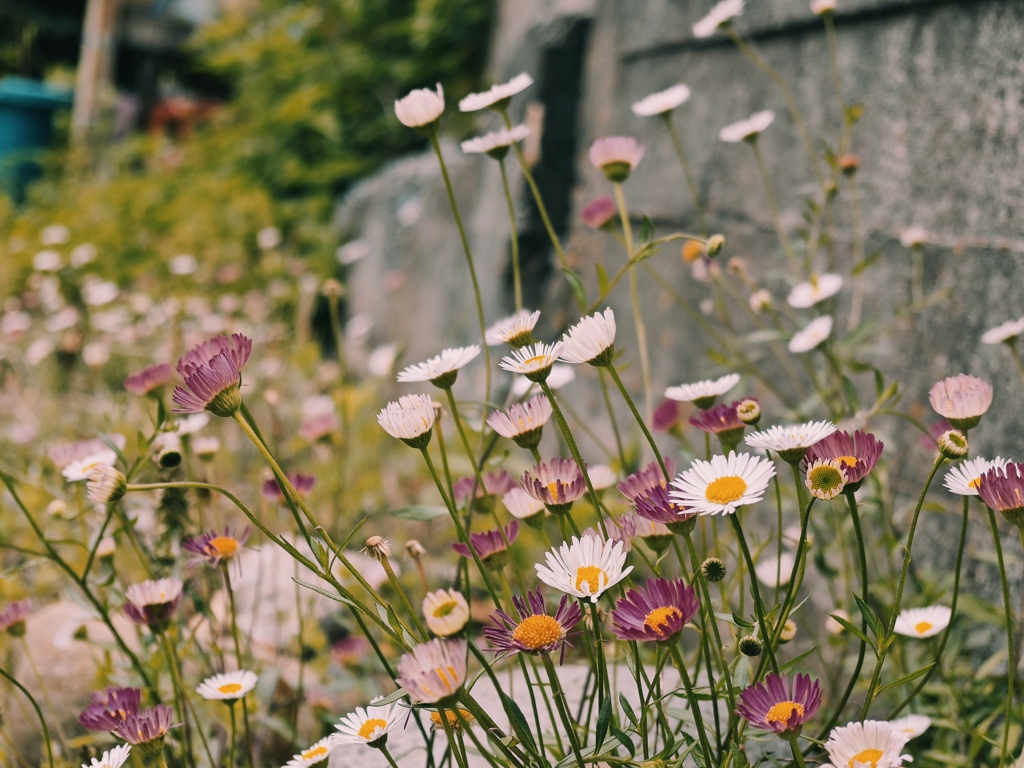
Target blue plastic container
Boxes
[0,77,73,201]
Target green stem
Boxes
[228,702,237,768]
[607,362,667,478]
[613,181,653,421]
[662,114,708,234]
[541,652,586,767]
[730,514,780,675]
[589,600,609,708]
[19,639,70,756]
[379,745,402,768]
[159,631,198,768]
[0,668,54,768]
[787,735,809,768]
[987,508,1014,768]
[860,455,944,718]
[668,644,715,768]
[750,139,799,276]
[222,565,255,768]
[382,554,429,640]
[437,706,470,768]
[499,158,523,312]
[597,369,628,469]
[1008,345,1024,390]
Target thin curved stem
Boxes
[540,652,586,767]
[606,363,667,478]
[668,643,715,768]
[0,667,54,768]
[613,181,653,421]
[222,565,255,768]
[662,114,708,234]
[987,508,1014,768]
[498,158,523,312]
[750,140,799,276]
[731,514,780,675]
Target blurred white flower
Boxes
[632,84,692,117]
[32,250,63,272]
[169,254,198,275]
[395,84,445,128]
[40,224,70,246]
[257,226,282,249]
[70,243,98,267]
[719,110,775,142]
[693,0,744,38]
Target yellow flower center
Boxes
[849,749,884,767]
[968,476,982,489]
[208,536,240,558]
[302,745,329,761]
[836,455,859,468]
[512,614,564,650]
[575,565,608,595]
[915,621,933,634]
[765,700,804,725]
[357,718,388,740]
[523,355,547,368]
[429,709,473,729]
[218,683,243,695]
[433,600,458,618]
[705,475,747,504]
[546,480,562,499]
[643,606,682,636]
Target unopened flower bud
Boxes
[701,557,727,582]
[87,465,127,505]
[405,540,427,559]
[780,619,797,643]
[937,429,968,460]
[682,240,706,264]
[739,635,763,657]
[736,399,761,426]
[706,234,725,258]
[839,153,859,175]
[363,535,393,561]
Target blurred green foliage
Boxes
[0,0,491,289]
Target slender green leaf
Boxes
[390,505,448,521]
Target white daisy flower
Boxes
[589,136,644,181]
[396,345,481,388]
[669,452,777,516]
[899,225,928,248]
[86,465,127,505]
[981,318,1024,345]
[745,421,837,462]
[500,342,564,382]
[285,736,337,766]
[890,714,931,740]
[422,589,470,637]
[394,84,445,129]
[377,394,437,448]
[82,744,132,768]
[535,534,633,602]
[693,0,745,38]
[804,459,848,500]
[749,289,772,313]
[461,124,531,157]
[62,449,118,482]
[511,363,575,397]
[395,638,468,704]
[558,308,617,365]
[335,696,404,746]
[485,310,541,347]
[823,720,910,768]
[754,551,795,587]
[664,372,740,409]
[502,487,546,520]
[631,84,692,117]
[126,577,183,608]
[788,315,833,353]
[196,670,258,701]
[719,110,774,143]
[943,456,1008,496]
[458,73,533,112]
[486,394,552,448]
[810,0,836,15]
[928,373,993,430]
[787,273,844,308]
[893,605,951,639]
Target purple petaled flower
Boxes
[453,470,517,508]
[112,704,177,745]
[452,521,519,569]
[124,363,171,396]
[736,672,823,737]
[482,588,583,662]
[611,578,699,642]
[617,459,676,503]
[522,459,587,514]
[260,472,317,502]
[690,400,748,451]
[651,398,681,432]
[580,197,618,230]
[182,527,251,567]
[171,333,252,417]
[123,577,183,631]
[978,462,1024,528]
[0,599,31,636]
[79,686,142,731]
[634,484,697,534]
[803,429,884,492]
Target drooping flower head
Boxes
[182,527,251,567]
[335,696,404,747]
[633,484,697,535]
[693,0,745,38]
[580,197,618,230]
[111,704,177,747]
[196,670,258,701]
[394,84,444,131]
[893,605,951,638]
[79,686,142,731]
[377,394,436,449]
[664,373,740,409]
[172,333,253,417]
[485,310,540,347]
[618,459,676,502]
[611,578,699,642]
[124,363,171,396]
[397,346,481,389]
[804,459,848,501]
[535,534,633,602]
[452,521,519,570]
[719,110,775,143]
[483,588,583,662]
[453,470,517,510]
[423,589,470,637]
[458,73,532,112]
[87,465,127,505]
[521,458,587,514]
[745,420,837,464]
[82,744,132,768]
[787,273,843,308]
[589,136,644,182]
[500,342,564,383]
[487,394,552,449]
[821,720,911,768]
[803,429,884,492]
[558,308,617,366]
[395,638,468,704]
[123,577,184,631]
[670,452,777,516]
[461,124,531,159]
[0,598,32,637]
[736,672,822,737]
[689,399,749,451]
[928,373,993,431]
[789,315,833,353]
[285,736,337,766]
[631,84,692,117]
